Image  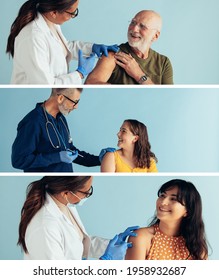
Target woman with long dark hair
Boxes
[125,179,208,260]
[18,176,138,259]
[6,0,118,84]
[101,119,158,172]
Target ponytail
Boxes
[17,177,47,253]
[17,175,91,253]
[6,0,38,57]
[6,0,77,57]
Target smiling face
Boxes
[117,121,139,149]
[127,10,162,53]
[156,186,187,223]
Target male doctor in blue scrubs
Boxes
[12,88,112,172]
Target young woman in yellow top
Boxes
[126,179,208,260]
[101,119,158,172]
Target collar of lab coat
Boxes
[45,193,88,235]
[35,13,72,59]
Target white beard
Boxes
[58,103,70,116]
[128,32,150,54]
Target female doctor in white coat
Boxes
[18,176,138,260]
[6,0,118,84]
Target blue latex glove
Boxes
[99,147,116,162]
[92,44,120,57]
[100,235,132,260]
[76,49,95,78]
[116,226,140,245]
[59,150,78,163]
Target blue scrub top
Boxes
[12,103,100,172]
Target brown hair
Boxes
[149,179,209,260]
[18,175,91,253]
[6,0,77,57]
[124,119,157,168]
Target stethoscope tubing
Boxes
[42,103,84,157]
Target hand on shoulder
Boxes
[125,226,154,260]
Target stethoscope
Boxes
[42,103,72,149]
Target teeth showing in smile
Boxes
[130,32,141,39]
[159,207,170,212]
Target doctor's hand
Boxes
[76,49,96,78]
[92,44,119,57]
[59,150,78,164]
[116,226,140,245]
[100,235,132,260]
[99,147,116,162]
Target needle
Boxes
[66,149,84,158]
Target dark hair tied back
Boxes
[6,0,38,57]
[6,0,77,57]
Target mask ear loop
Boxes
[63,192,70,204]
[70,191,81,201]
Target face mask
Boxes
[67,203,75,208]
[76,197,88,207]
[65,192,88,207]
[65,195,75,208]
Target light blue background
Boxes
[0,87,219,172]
[0,175,218,260]
[1,0,219,84]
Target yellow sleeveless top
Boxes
[114,151,158,173]
[146,224,192,260]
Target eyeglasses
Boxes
[57,94,80,106]
[76,186,93,198]
[129,19,157,32]
[64,8,79,18]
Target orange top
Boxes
[146,224,192,260]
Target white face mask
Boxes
[75,197,88,207]
[65,192,88,207]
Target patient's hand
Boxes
[114,52,145,82]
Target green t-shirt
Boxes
[108,43,173,84]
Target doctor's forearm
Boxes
[73,150,100,167]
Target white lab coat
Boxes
[24,193,109,260]
[11,12,93,84]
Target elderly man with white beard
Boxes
[85,10,173,85]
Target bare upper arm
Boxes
[85,52,116,84]
[125,228,153,260]
[100,152,116,172]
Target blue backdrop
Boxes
[0,0,219,84]
[0,87,219,172]
[0,175,218,260]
